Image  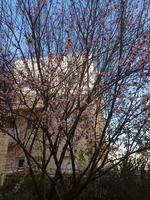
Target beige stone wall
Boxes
[0,133,9,186]
[0,100,105,185]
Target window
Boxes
[9,119,15,128]
[6,117,15,128]
[27,119,33,129]
[17,158,25,170]
[61,157,72,174]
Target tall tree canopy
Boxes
[0,1,149,200]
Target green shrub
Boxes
[0,172,37,200]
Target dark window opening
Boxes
[9,119,15,128]
[27,119,33,129]
[6,117,15,128]
[17,159,24,169]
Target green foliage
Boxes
[0,172,37,200]
[106,158,150,200]
[0,158,150,200]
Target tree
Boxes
[0,0,150,200]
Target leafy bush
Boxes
[0,159,150,200]
[0,172,37,200]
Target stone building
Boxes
[0,56,105,186]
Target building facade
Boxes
[0,56,105,186]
